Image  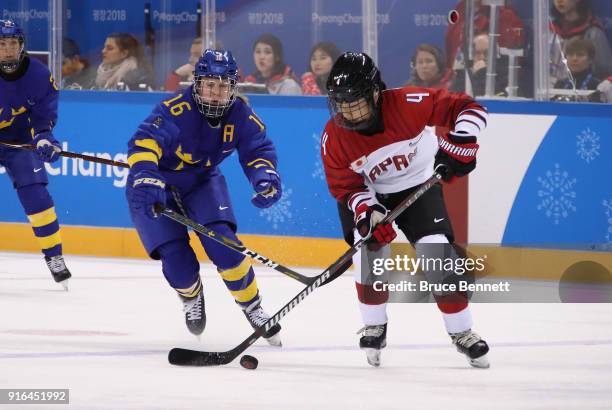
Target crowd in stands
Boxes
[59,0,611,103]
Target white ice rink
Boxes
[1,251,612,410]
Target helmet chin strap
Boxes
[334,88,382,132]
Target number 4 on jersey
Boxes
[405,93,430,103]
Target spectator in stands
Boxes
[550,0,612,82]
[62,37,96,89]
[552,37,602,102]
[94,33,153,91]
[405,44,453,89]
[445,0,525,72]
[163,38,202,92]
[450,33,509,96]
[301,42,341,95]
[244,33,301,95]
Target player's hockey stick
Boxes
[0,141,129,168]
[167,171,443,366]
[154,204,316,286]
[1,138,319,286]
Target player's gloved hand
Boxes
[354,202,397,251]
[251,170,282,209]
[127,169,167,219]
[33,131,61,163]
[435,131,479,182]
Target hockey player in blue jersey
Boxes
[0,20,71,288]
[126,49,282,344]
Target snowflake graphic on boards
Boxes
[312,133,325,180]
[536,163,577,225]
[576,128,600,163]
[604,199,612,249]
[259,185,293,230]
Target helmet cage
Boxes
[191,49,239,119]
[0,21,25,73]
[327,83,380,131]
[193,75,237,118]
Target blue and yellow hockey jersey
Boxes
[127,87,277,186]
[0,57,59,143]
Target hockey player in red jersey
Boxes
[321,52,489,368]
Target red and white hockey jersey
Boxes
[321,86,487,213]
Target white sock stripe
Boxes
[358,302,389,326]
[442,306,473,334]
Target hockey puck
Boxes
[239,354,258,370]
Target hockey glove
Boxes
[33,131,61,163]
[251,170,282,209]
[127,169,167,219]
[354,202,397,251]
[435,131,479,182]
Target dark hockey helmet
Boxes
[326,52,382,131]
[0,20,25,73]
[192,49,239,118]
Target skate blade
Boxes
[265,333,282,347]
[468,354,490,369]
[363,348,381,367]
[59,279,70,291]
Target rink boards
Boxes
[0,92,610,272]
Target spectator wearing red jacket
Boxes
[301,42,341,95]
[244,33,301,95]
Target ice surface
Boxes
[1,252,611,410]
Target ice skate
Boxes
[243,298,282,347]
[45,255,72,291]
[358,323,387,367]
[450,329,490,368]
[180,290,206,337]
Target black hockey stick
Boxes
[154,204,316,285]
[0,141,129,168]
[167,171,443,366]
